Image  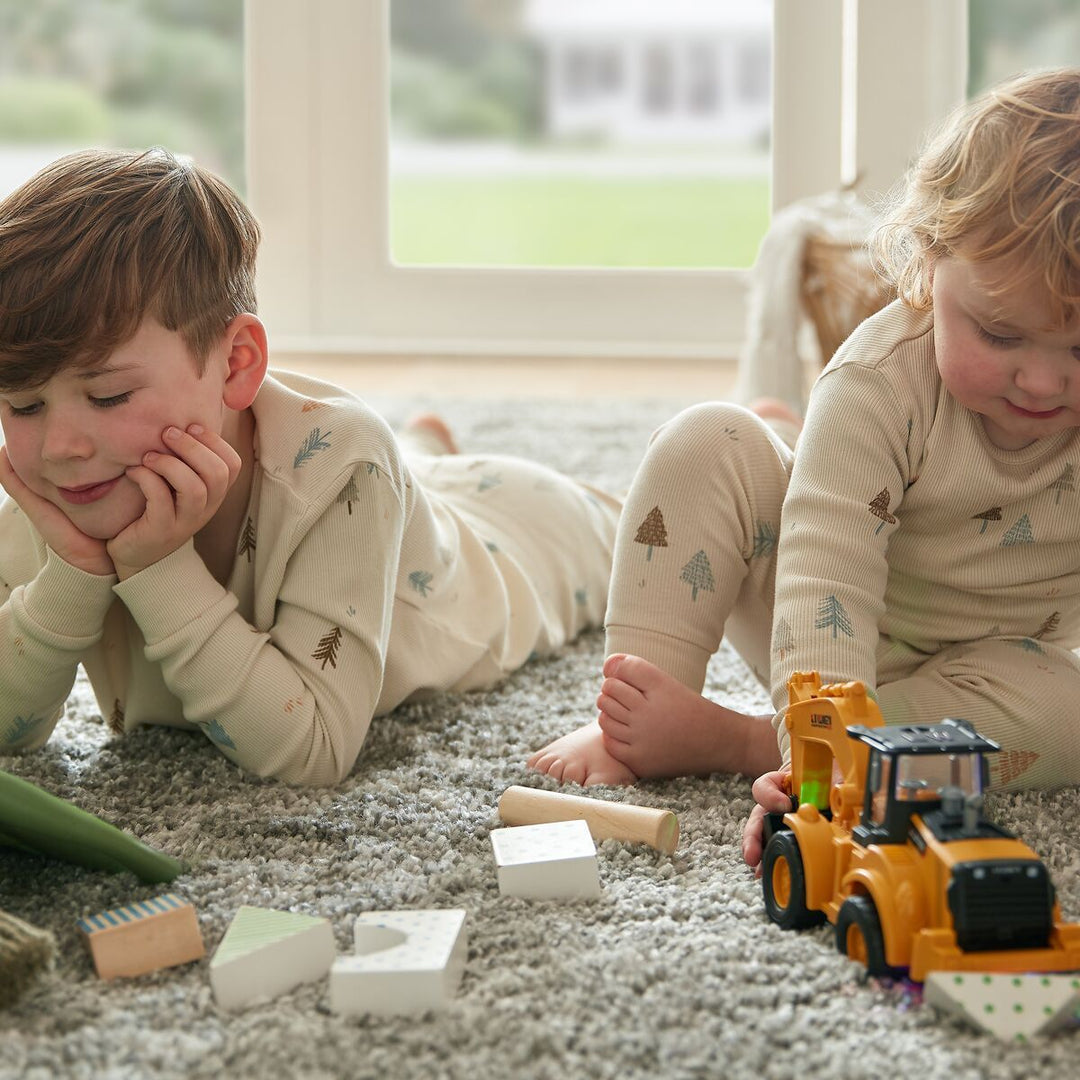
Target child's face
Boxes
[0,319,229,540]
[933,255,1080,450]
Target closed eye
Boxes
[90,391,133,409]
[6,401,42,417]
[975,324,1021,348]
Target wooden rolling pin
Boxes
[498,785,679,854]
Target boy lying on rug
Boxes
[0,148,619,784]
[529,69,1080,865]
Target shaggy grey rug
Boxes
[2,392,1079,1080]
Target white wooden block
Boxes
[329,909,468,1016]
[925,971,1080,1041]
[490,819,601,900]
[209,906,336,1010]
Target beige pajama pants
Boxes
[603,402,1080,791]
[399,426,621,667]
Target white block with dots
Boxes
[924,971,1080,1042]
[490,818,601,900]
[329,909,468,1016]
[209,906,336,1010]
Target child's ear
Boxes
[220,314,269,411]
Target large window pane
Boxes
[968,0,1080,95]
[389,0,772,270]
[0,0,244,200]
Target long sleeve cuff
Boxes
[17,547,117,643]
[112,541,232,644]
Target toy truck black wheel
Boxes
[762,831,826,930]
[835,896,894,977]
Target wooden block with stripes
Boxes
[77,893,205,980]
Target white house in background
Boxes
[523,0,771,144]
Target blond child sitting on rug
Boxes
[529,68,1080,865]
[0,148,619,785]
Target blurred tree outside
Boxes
[391,0,541,142]
[968,0,1080,94]
[0,0,243,190]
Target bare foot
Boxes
[403,413,459,455]
[527,720,639,786]
[747,397,802,428]
[596,654,780,779]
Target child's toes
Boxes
[561,759,587,786]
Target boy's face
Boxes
[0,319,229,540]
[933,255,1080,450]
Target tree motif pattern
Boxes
[312,625,343,669]
[203,719,237,749]
[237,516,256,561]
[409,570,434,597]
[109,700,125,735]
[868,489,896,534]
[815,595,854,639]
[336,475,361,515]
[293,427,332,468]
[772,617,795,660]
[1001,514,1034,547]
[5,714,44,745]
[1049,464,1074,504]
[679,550,715,601]
[634,506,668,561]
[1034,611,1060,639]
[994,749,1039,787]
[973,507,1002,534]
[1008,637,1046,656]
[752,520,778,558]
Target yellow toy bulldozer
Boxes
[761,672,1080,981]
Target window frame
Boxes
[245,0,965,361]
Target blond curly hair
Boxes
[872,68,1080,327]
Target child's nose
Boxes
[1015,357,1067,399]
[41,415,94,461]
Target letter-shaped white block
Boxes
[209,906,336,1010]
[490,819,601,899]
[329,909,468,1016]
[925,971,1080,1041]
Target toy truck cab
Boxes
[849,719,997,848]
[761,673,1080,981]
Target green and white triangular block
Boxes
[209,906,336,1010]
[925,972,1080,1042]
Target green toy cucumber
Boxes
[0,768,186,883]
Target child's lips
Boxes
[1006,401,1065,420]
[57,476,122,505]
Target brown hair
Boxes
[0,147,260,391]
[872,68,1080,327]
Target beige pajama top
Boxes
[0,372,616,784]
[772,302,1080,754]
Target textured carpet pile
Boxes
[2,392,1079,1079]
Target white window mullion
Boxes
[844,0,967,200]
[771,0,843,211]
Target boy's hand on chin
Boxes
[108,424,242,581]
[0,446,115,576]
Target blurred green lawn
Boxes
[390,175,769,269]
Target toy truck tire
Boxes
[762,831,826,930]
[835,895,894,977]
